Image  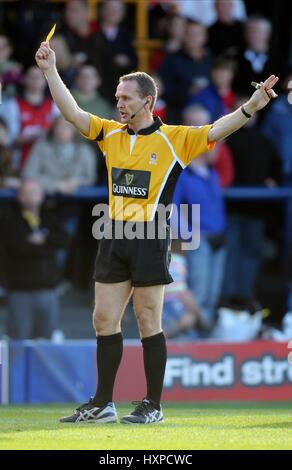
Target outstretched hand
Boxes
[249,75,279,112]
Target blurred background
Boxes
[0,0,292,404]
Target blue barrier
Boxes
[224,186,292,199]
[1,185,292,201]
[7,339,292,404]
[0,186,108,201]
[9,340,96,404]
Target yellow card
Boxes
[45,24,56,42]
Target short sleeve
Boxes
[80,114,123,142]
[181,125,216,166]
[80,113,106,141]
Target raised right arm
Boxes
[35,42,90,135]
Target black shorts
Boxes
[94,223,173,287]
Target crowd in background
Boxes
[0,0,291,341]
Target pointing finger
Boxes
[263,75,275,87]
[264,75,279,89]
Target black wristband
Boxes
[241,105,252,119]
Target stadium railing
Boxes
[1,186,292,248]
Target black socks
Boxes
[93,332,123,407]
[93,331,167,410]
[141,332,167,408]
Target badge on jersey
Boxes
[112,168,151,199]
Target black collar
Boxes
[125,116,163,135]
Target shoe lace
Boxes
[131,400,152,416]
[76,397,95,412]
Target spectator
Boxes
[72,63,113,185]
[182,105,234,188]
[148,1,178,38]
[212,143,234,188]
[234,16,279,95]
[72,64,114,118]
[1,0,56,66]
[159,20,213,123]
[150,13,187,71]
[23,115,97,194]
[61,0,99,64]
[0,180,68,339]
[208,0,245,57]
[188,57,236,121]
[173,107,227,331]
[0,117,20,189]
[222,96,282,303]
[163,240,201,340]
[24,115,97,277]
[0,34,22,99]
[94,0,138,104]
[261,72,292,184]
[151,73,167,122]
[175,0,246,27]
[0,65,59,170]
[50,35,77,88]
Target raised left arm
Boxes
[208,75,279,142]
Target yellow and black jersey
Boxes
[82,115,214,222]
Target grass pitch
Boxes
[1,402,292,450]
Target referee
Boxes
[35,41,278,424]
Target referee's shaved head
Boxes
[119,72,158,111]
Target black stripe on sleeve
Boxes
[95,128,104,141]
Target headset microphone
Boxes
[130,100,150,120]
